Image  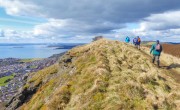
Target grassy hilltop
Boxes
[6,39,180,110]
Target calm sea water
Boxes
[0,44,70,59]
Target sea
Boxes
[0,43,83,59]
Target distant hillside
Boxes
[161,44,180,58]
[164,42,180,44]
[142,41,180,58]
[6,39,180,110]
[142,41,180,45]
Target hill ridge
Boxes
[6,39,180,110]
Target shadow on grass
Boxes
[160,63,180,69]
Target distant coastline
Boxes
[47,43,85,50]
[12,46,24,48]
[0,43,80,59]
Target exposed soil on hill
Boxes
[162,44,180,58]
[143,43,180,58]
[0,103,5,110]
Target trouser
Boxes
[137,44,140,49]
[152,55,160,66]
[134,44,138,48]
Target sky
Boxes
[0,0,180,43]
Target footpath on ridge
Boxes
[138,45,180,84]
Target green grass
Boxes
[0,74,14,86]
[29,65,37,69]
[19,58,42,63]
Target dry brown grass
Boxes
[20,39,180,110]
[141,46,180,74]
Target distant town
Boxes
[0,53,64,103]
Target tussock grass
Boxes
[28,64,58,86]
[20,39,180,110]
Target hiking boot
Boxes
[152,59,155,63]
[157,61,160,68]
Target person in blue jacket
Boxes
[133,37,137,46]
[150,40,163,67]
[125,36,130,43]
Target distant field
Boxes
[0,74,14,86]
[142,42,180,58]
[141,41,155,46]
[19,58,42,63]
[162,44,180,58]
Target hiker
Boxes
[150,40,163,68]
[133,37,137,46]
[137,36,141,50]
[125,36,130,43]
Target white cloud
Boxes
[137,11,180,31]
[130,11,180,42]
[0,0,180,42]
[0,29,4,37]
[0,28,35,42]
[0,18,42,25]
[33,19,73,37]
[0,0,40,16]
[33,18,123,39]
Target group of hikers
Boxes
[125,36,163,68]
[125,36,141,50]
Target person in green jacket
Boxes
[150,40,163,67]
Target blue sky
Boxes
[0,0,180,43]
[0,7,47,31]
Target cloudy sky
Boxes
[0,0,180,43]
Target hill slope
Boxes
[6,39,180,110]
[142,41,180,58]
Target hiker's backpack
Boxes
[133,38,137,43]
[155,44,161,51]
[127,37,130,42]
[138,38,141,42]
